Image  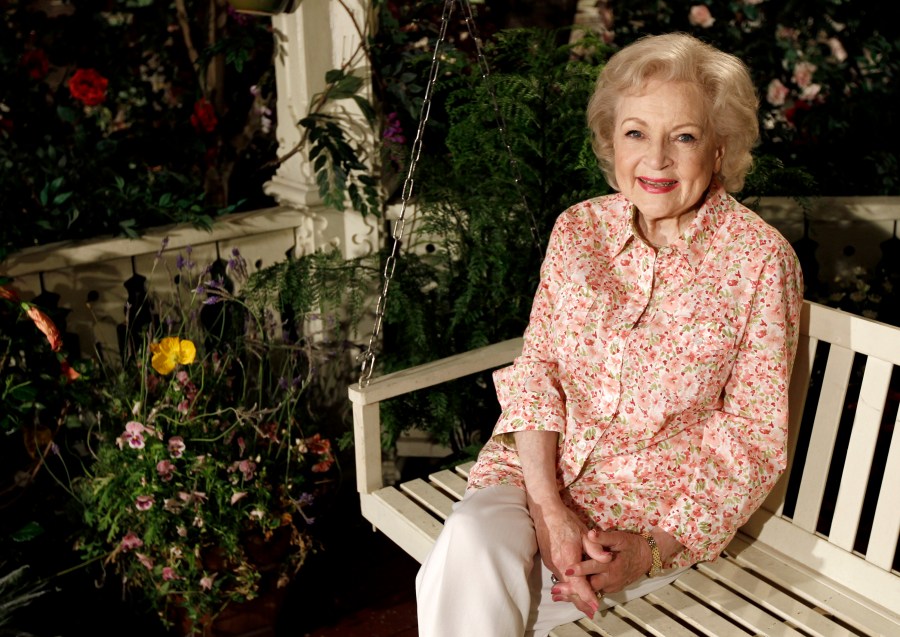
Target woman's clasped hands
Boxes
[547,527,654,618]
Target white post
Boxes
[266,0,380,259]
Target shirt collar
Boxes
[612,181,731,271]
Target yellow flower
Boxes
[149,337,196,375]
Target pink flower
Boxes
[168,436,185,458]
[200,576,215,591]
[827,37,848,63]
[135,495,155,511]
[792,61,817,88]
[688,5,715,28]
[162,567,179,581]
[175,370,189,385]
[156,460,176,482]
[136,553,154,570]
[766,79,790,106]
[230,459,256,481]
[800,83,822,101]
[231,491,247,505]
[120,532,144,551]
[122,420,146,449]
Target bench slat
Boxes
[698,557,856,637]
[646,584,752,635]
[548,623,594,637]
[611,596,700,637]
[400,478,455,520]
[429,469,468,500]
[768,333,818,517]
[725,534,900,635]
[867,406,900,570]
[583,610,651,636]
[674,569,807,637]
[830,356,893,551]
[793,343,855,532]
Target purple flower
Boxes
[383,111,406,144]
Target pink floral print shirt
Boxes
[467,184,804,568]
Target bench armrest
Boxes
[348,337,524,406]
[349,337,523,496]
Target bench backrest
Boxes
[743,301,900,614]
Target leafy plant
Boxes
[0,1,279,260]
[74,244,366,633]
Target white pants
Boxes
[415,485,689,637]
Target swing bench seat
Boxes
[348,300,900,636]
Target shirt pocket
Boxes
[550,282,601,356]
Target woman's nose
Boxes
[645,140,671,169]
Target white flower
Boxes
[688,5,715,28]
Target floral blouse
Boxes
[467,184,804,569]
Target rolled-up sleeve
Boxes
[491,214,575,438]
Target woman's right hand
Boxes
[514,429,603,617]
[529,499,603,616]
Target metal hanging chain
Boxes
[358,0,543,387]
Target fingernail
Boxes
[565,568,574,576]
[552,595,563,603]
[551,586,560,595]
[590,602,599,615]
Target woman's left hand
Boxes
[551,529,653,599]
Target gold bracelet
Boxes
[640,532,663,577]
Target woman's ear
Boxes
[714,144,725,174]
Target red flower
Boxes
[25,306,63,352]
[0,285,19,303]
[20,49,49,81]
[190,98,218,134]
[68,68,108,106]
[60,359,81,383]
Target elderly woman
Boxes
[416,32,803,637]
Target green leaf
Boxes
[52,192,73,206]
[352,95,377,126]
[328,75,364,100]
[11,521,45,542]
[325,69,345,84]
[56,106,77,123]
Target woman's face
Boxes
[612,79,723,222]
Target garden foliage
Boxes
[0,0,279,261]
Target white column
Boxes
[266,0,380,259]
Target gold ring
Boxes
[596,590,604,599]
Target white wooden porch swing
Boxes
[347,1,900,635]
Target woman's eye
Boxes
[675,133,697,143]
[625,129,642,139]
